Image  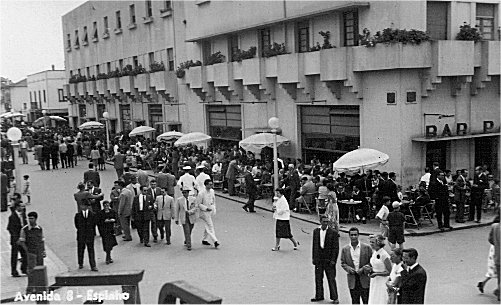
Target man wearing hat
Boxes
[175,187,198,250]
[178,166,197,196]
[195,165,211,193]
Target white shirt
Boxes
[197,188,216,215]
[408,262,418,271]
[350,242,361,271]
[376,205,389,221]
[273,196,290,220]
[83,210,88,218]
[212,163,222,173]
[319,227,327,248]
[420,173,431,187]
[178,173,197,195]
[195,172,211,191]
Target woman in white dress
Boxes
[386,248,404,304]
[368,234,392,304]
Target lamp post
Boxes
[6,127,22,193]
[41,109,47,129]
[268,117,280,190]
[103,111,110,151]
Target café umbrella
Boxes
[174,132,211,146]
[78,121,104,130]
[156,131,184,142]
[129,126,157,137]
[0,112,26,119]
[332,148,389,173]
[239,132,290,153]
[33,115,67,125]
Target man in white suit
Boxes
[197,179,220,248]
[156,188,175,244]
[174,188,198,251]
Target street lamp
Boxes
[41,109,47,129]
[103,111,110,151]
[268,117,280,190]
[6,127,22,193]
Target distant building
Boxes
[1,77,13,112]
[9,79,29,118]
[27,67,68,124]
[63,0,500,185]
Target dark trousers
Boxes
[314,263,338,301]
[150,213,158,239]
[26,252,44,275]
[1,192,8,211]
[44,157,51,170]
[136,218,151,244]
[60,153,67,168]
[228,178,235,195]
[77,240,96,268]
[455,200,465,222]
[435,200,450,228]
[67,154,74,168]
[244,191,256,212]
[356,202,369,219]
[289,188,298,210]
[51,156,58,169]
[349,274,369,304]
[182,218,194,248]
[11,243,27,275]
[157,219,171,241]
[469,194,483,221]
[115,168,124,179]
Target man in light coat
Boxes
[197,179,220,248]
[225,158,238,196]
[155,188,174,244]
[195,166,211,193]
[178,166,197,196]
[175,188,198,251]
[136,165,149,188]
[117,180,133,241]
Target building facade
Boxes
[63,0,500,186]
[27,68,68,123]
[9,79,29,117]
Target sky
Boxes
[0,0,86,83]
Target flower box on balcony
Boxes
[303,51,320,76]
[205,65,215,83]
[134,74,150,92]
[77,82,87,96]
[241,58,260,85]
[119,76,134,93]
[96,79,107,94]
[353,42,432,72]
[107,78,120,94]
[433,41,474,76]
[186,66,203,89]
[320,48,347,81]
[277,53,299,83]
[214,63,231,87]
[264,56,278,78]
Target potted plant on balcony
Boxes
[205,51,226,65]
[231,46,257,62]
[456,23,482,42]
[175,60,202,78]
[309,31,335,52]
[263,42,287,57]
[132,64,149,92]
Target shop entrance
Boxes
[426,141,447,169]
[475,136,499,175]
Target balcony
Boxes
[485,41,500,76]
[150,70,178,99]
[96,79,107,95]
[134,74,150,92]
[232,58,261,85]
[107,78,120,94]
[119,75,134,93]
[77,82,86,97]
[432,41,474,77]
[87,80,97,96]
[352,42,432,72]
[185,66,204,89]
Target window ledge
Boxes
[160,9,172,18]
[66,47,72,52]
[128,23,137,30]
[74,44,80,49]
[114,28,123,35]
[142,16,154,24]
[92,37,98,43]
[196,0,210,5]
[103,32,110,39]
[82,41,88,46]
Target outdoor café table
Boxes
[340,200,362,223]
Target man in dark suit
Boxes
[399,248,427,304]
[132,186,155,247]
[470,166,488,223]
[428,171,452,231]
[340,227,373,304]
[243,166,257,213]
[1,169,9,212]
[86,180,104,213]
[311,216,339,303]
[147,179,162,242]
[7,202,27,276]
[74,201,98,271]
[83,163,100,188]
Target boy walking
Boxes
[387,202,406,249]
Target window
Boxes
[74,30,80,47]
[119,59,124,70]
[164,0,172,11]
[116,11,122,29]
[66,34,71,49]
[343,10,359,46]
[34,91,37,102]
[259,28,271,57]
[207,105,243,145]
[146,0,153,17]
[149,104,164,135]
[133,56,139,68]
[202,41,212,65]
[30,92,32,102]
[120,104,132,132]
[38,91,41,104]
[387,92,396,104]
[427,2,448,40]
[130,4,136,24]
[167,48,174,71]
[297,21,310,53]
[97,104,106,120]
[107,62,111,73]
[58,89,64,102]
[476,3,495,40]
[23,103,27,110]
[148,52,155,66]
[229,35,239,61]
[83,26,88,44]
[79,104,87,118]
[86,67,91,78]
[104,16,109,32]
[406,91,417,103]
[43,90,46,103]
[92,21,98,40]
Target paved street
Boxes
[1,156,499,304]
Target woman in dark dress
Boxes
[97,201,118,264]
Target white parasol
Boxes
[0,112,26,119]
[156,131,184,142]
[129,126,157,137]
[79,121,104,130]
[332,148,389,173]
[174,132,211,146]
[239,132,290,153]
[33,115,67,125]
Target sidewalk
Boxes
[134,165,496,236]
[1,210,69,303]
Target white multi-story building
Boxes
[27,67,68,123]
[8,79,29,118]
[63,0,500,185]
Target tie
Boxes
[162,196,165,209]
[152,189,155,197]
[133,187,137,196]
[84,211,87,219]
